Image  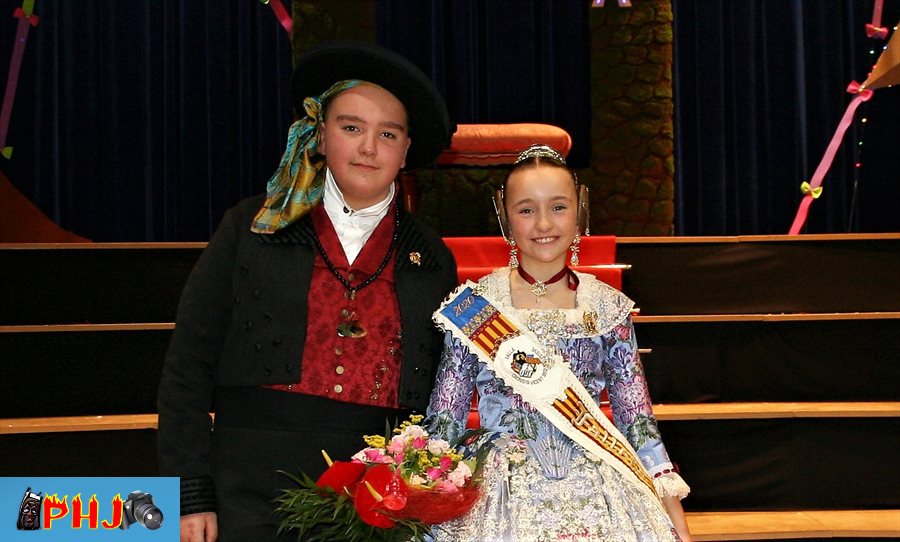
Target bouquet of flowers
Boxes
[276,415,482,542]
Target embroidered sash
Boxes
[434,281,665,513]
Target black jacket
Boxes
[157,194,458,514]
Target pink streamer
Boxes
[1,8,38,155]
[788,83,874,234]
[866,0,888,39]
[266,0,292,35]
[872,0,884,28]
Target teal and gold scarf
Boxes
[251,79,361,233]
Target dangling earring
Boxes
[569,233,580,266]
[508,238,519,269]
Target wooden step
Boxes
[0,322,175,333]
[1,414,162,433]
[616,233,900,243]
[3,402,897,435]
[634,312,900,323]
[653,401,900,420]
[3,310,896,333]
[686,509,900,540]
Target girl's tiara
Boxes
[514,144,567,165]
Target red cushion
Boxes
[435,124,572,166]
[443,236,622,290]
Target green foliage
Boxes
[274,470,432,542]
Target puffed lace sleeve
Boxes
[425,331,480,444]
[602,316,690,500]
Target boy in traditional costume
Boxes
[157,41,458,542]
[428,145,692,541]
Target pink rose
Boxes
[387,436,406,455]
[364,448,393,464]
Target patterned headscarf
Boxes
[251,79,362,233]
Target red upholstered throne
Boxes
[400,123,575,214]
[445,236,621,290]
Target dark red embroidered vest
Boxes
[267,204,403,408]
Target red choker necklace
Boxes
[516,265,579,303]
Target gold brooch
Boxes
[409,252,421,266]
[583,310,599,335]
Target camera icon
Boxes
[120,490,164,530]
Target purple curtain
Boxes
[375,0,593,167]
[0,0,293,241]
[673,0,900,234]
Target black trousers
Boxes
[211,387,408,542]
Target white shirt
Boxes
[322,168,394,265]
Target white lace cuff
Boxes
[653,472,691,500]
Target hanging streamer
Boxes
[261,0,292,35]
[787,17,900,234]
[1,1,39,159]
[787,82,873,234]
[866,0,888,39]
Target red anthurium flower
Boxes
[354,464,409,528]
[316,460,366,494]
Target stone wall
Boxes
[586,0,674,236]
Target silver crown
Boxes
[514,144,567,165]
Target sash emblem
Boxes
[511,351,541,379]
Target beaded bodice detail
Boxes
[477,267,635,353]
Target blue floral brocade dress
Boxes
[426,269,690,542]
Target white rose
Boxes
[426,438,451,455]
[400,425,428,440]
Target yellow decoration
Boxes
[800,182,823,199]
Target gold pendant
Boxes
[337,320,367,338]
[338,298,366,338]
[530,281,547,303]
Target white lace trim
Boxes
[476,267,635,337]
[653,472,691,500]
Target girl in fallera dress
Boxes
[427,145,693,541]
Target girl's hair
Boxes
[501,144,576,192]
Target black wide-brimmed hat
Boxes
[292,40,454,171]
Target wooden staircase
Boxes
[2,235,899,539]
[620,234,900,540]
